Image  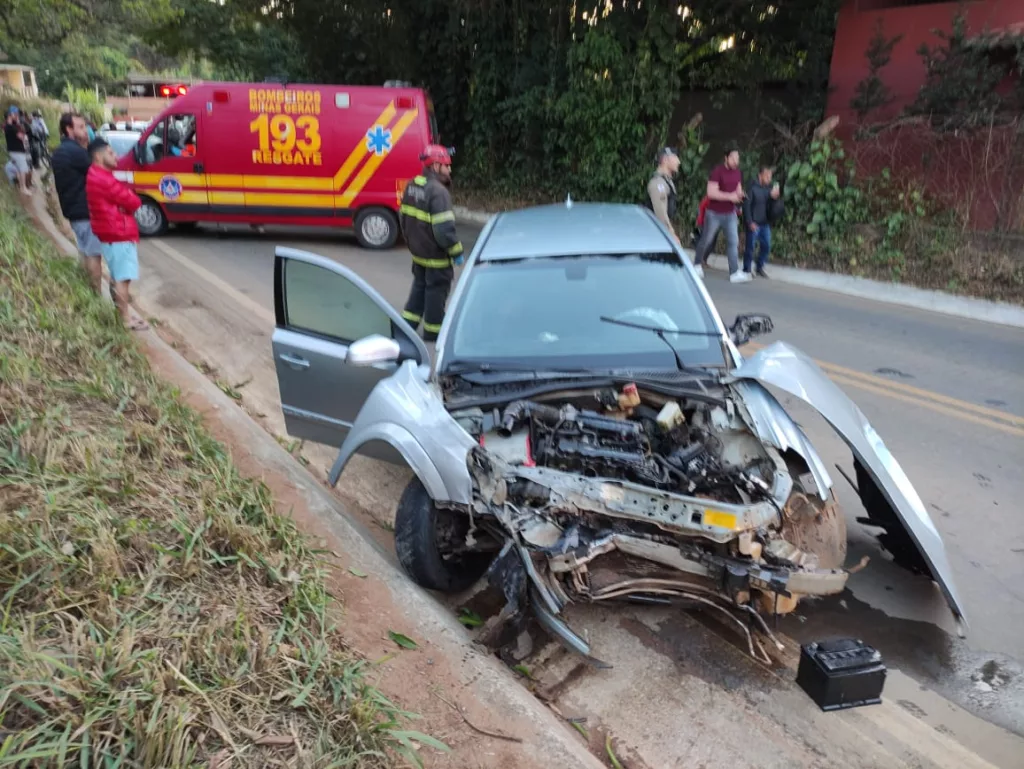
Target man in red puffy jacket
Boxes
[86,137,147,331]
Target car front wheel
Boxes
[394,477,492,593]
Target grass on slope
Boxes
[0,184,442,767]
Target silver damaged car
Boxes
[271,202,965,664]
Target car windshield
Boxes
[444,253,725,371]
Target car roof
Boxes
[478,202,672,261]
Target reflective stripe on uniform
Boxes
[400,204,431,222]
[401,204,457,226]
[411,255,451,269]
[423,321,443,333]
[401,310,422,323]
[447,242,464,257]
[413,175,427,185]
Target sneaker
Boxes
[694,265,705,279]
[756,267,769,279]
[729,271,753,284]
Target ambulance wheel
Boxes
[135,198,168,237]
[354,208,399,250]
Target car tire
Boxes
[135,197,168,237]
[781,459,847,571]
[354,207,399,250]
[394,477,492,593]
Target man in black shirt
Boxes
[4,106,31,196]
[52,112,104,294]
[741,165,785,279]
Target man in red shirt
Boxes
[86,137,148,331]
[693,149,750,284]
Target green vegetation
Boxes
[850,20,902,119]
[0,0,214,94]
[0,185,441,766]
[143,0,842,203]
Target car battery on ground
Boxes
[796,638,886,711]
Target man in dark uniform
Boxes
[647,147,680,245]
[400,144,464,342]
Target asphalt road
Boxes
[134,220,1024,764]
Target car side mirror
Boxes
[729,313,774,347]
[346,334,401,366]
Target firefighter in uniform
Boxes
[400,145,464,341]
[646,146,681,244]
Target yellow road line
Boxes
[338,109,419,208]
[828,372,1024,438]
[818,357,1023,426]
[744,341,1023,435]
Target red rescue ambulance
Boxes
[114,81,441,249]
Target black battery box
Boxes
[796,638,886,711]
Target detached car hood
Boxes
[732,341,966,629]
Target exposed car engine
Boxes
[446,381,849,665]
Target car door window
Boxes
[282,259,391,342]
[141,113,197,164]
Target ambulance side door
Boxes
[135,110,209,218]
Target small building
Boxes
[0,63,39,98]
[106,74,204,122]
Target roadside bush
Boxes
[783,136,864,239]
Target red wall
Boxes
[825,0,1024,230]
[826,0,1023,128]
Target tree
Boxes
[908,10,1011,130]
[135,0,844,202]
[146,0,306,82]
[850,20,902,119]
[0,0,174,51]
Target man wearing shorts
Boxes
[4,106,31,196]
[86,137,148,331]
[52,113,104,294]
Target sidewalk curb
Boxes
[23,189,607,769]
[699,252,1024,329]
[453,205,494,227]
[453,205,1024,329]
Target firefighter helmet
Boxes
[419,144,452,167]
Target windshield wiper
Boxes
[443,360,593,376]
[598,316,721,372]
